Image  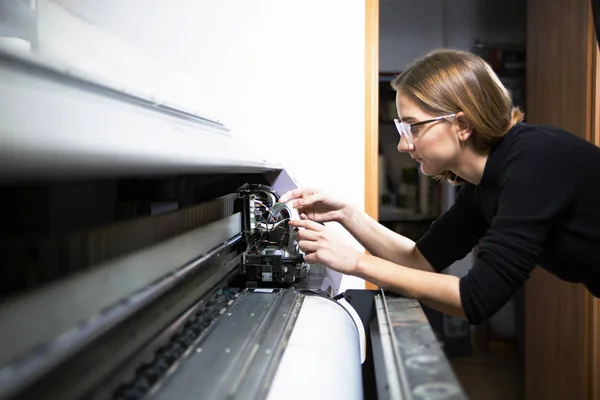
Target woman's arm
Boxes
[279,188,430,270]
[282,187,482,274]
[291,218,466,319]
[354,253,465,318]
[340,205,435,272]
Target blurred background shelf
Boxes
[378,205,437,223]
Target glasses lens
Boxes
[393,119,402,135]
[394,119,414,147]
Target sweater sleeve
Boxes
[460,135,575,324]
[416,184,488,272]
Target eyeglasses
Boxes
[393,114,456,147]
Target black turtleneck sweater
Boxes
[416,123,600,324]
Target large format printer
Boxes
[0,45,467,400]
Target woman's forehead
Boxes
[395,93,431,121]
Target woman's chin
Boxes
[419,163,441,176]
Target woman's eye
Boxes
[410,125,422,135]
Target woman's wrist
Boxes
[337,204,357,226]
[351,252,368,277]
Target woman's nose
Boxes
[397,135,414,152]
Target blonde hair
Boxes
[391,48,524,184]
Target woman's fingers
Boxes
[289,219,324,232]
[294,227,320,242]
[297,240,318,253]
[288,199,303,209]
[297,193,323,207]
[279,188,302,203]
[303,253,318,264]
[295,205,309,217]
[279,187,316,204]
[288,194,320,209]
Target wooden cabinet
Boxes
[525,0,600,398]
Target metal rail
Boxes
[0,234,243,400]
[372,293,468,400]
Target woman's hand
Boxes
[279,187,348,223]
[289,219,361,275]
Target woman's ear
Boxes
[454,111,473,142]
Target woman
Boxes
[280,48,600,324]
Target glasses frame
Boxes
[393,113,456,147]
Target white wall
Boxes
[379,0,526,72]
[29,0,367,290]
